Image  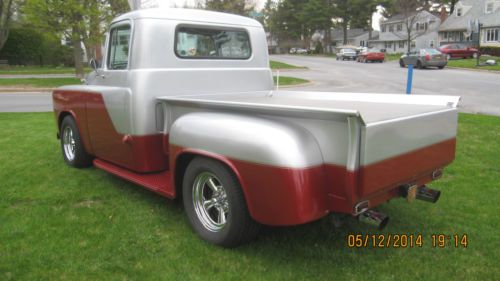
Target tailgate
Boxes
[357,108,458,197]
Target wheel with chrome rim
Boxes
[183,157,260,247]
[60,116,92,168]
[192,172,229,232]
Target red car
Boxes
[438,44,478,60]
[357,48,385,63]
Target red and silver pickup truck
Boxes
[53,9,459,247]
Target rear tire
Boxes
[438,66,445,69]
[60,115,93,168]
[183,157,260,247]
[417,60,423,69]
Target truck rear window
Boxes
[175,26,251,59]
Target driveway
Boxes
[271,55,500,116]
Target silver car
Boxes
[336,48,357,61]
[399,48,447,69]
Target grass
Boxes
[273,76,309,86]
[0,113,499,280]
[0,78,81,88]
[270,60,307,69]
[385,53,404,61]
[447,56,500,71]
[0,66,91,75]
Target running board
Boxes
[93,159,174,198]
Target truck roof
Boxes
[113,8,263,28]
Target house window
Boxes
[424,22,428,31]
[397,24,402,31]
[411,41,416,48]
[457,8,462,16]
[416,23,420,30]
[486,2,494,13]
[385,42,392,48]
[443,32,448,39]
[381,25,386,32]
[399,41,405,48]
[360,40,365,46]
[429,40,434,48]
[389,24,394,32]
[485,28,499,42]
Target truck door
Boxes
[86,22,135,169]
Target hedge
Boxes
[480,46,500,57]
[0,28,74,66]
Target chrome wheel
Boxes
[62,126,76,161]
[192,172,229,232]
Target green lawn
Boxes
[0,66,91,75]
[385,53,404,61]
[0,113,498,280]
[273,76,309,86]
[270,60,307,69]
[0,78,81,88]
[447,56,500,71]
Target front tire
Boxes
[183,157,260,247]
[60,115,92,168]
[399,59,405,68]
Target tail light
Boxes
[425,54,431,61]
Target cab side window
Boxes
[107,25,131,70]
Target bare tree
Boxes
[390,0,426,53]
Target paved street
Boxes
[0,92,52,112]
[271,55,500,116]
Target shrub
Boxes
[0,28,74,66]
[480,46,500,57]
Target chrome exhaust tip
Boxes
[358,210,389,230]
[416,185,441,203]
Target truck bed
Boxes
[158,90,460,125]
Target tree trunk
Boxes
[342,21,348,45]
[72,29,84,78]
[0,0,13,51]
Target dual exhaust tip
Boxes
[357,185,441,230]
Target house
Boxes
[371,11,441,54]
[439,0,500,47]
[330,28,379,48]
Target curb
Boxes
[446,66,500,74]
[0,87,53,93]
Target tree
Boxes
[0,0,15,51]
[204,0,254,15]
[23,0,129,77]
[388,0,426,53]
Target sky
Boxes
[141,0,382,30]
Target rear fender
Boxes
[169,112,329,225]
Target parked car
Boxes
[357,48,385,63]
[295,48,308,54]
[336,48,357,60]
[289,48,297,54]
[53,8,460,247]
[399,48,448,69]
[439,44,478,60]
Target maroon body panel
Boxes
[53,90,168,173]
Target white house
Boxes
[371,10,441,53]
[439,0,500,47]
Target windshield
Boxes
[343,49,355,53]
